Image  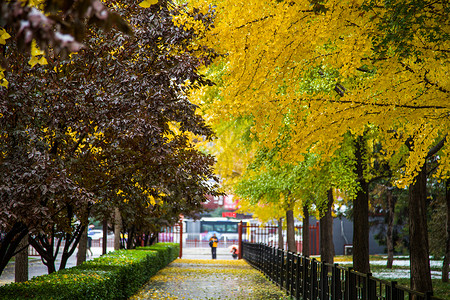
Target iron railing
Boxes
[242,242,442,300]
[241,222,320,255]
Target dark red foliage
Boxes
[0,0,220,274]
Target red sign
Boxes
[222,212,236,218]
[223,195,238,210]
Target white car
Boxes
[88,229,114,240]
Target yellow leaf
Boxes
[0,78,8,87]
[28,56,39,68]
[139,0,158,8]
[37,56,48,65]
[0,28,11,45]
[0,68,7,88]
[31,40,45,56]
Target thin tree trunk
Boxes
[386,186,395,269]
[302,205,310,257]
[277,218,284,250]
[286,209,296,253]
[28,232,58,274]
[59,237,71,270]
[15,234,28,283]
[76,226,88,266]
[103,219,108,255]
[0,223,28,277]
[353,135,370,273]
[441,179,449,282]
[114,207,122,250]
[127,227,135,249]
[320,189,335,264]
[409,163,432,292]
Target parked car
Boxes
[88,229,114,241]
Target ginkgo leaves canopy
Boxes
[191,0,449,186]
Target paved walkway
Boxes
[130,259,290,300]
[0,247,244,285]
[0,246,114,286]
[1,247,289,299]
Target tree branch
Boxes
[427,135,447,159]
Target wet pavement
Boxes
[130,259,290,300]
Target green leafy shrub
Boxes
[136,242,180,267]
[0,243,179,299]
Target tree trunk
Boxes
[148,232,158,246]
[286,209,296,253]
[277,218,284,250]
[127,227,135,249]
[441,179,449,282]
[76,226,88,266]
[320,189,335,264]
[15,234,28,283]
[103,219,108,255]
[302,205,310,257]
[386,186,395,269]
[28,233,58,274]
[0,223,28,277]
[353,135,370,273]
[409,163,432,292]
[114,207,122,250]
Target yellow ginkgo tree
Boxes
[189,0,448,292]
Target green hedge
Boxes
[0,243,179,299]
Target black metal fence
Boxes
[242,242,442,300]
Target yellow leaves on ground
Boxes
[28,40,48,68]
[130,259,290,300]
[0,28,10,45]
[139,0,158,8]
[0,28,10,87]
[0,68,7,88]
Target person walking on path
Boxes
[209,233,219,259]
[87,236,93,257]
[230,245,239,259]
[87,225,94,257]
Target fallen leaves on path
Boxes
[130,259,289,300]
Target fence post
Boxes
[311,259,318,299]
[179,221,183,258]
[332,264,341,300]
[303,257,309,299]
[259,243,263,271]
[286,252,291,293]
[281,249,286,290]
[316,222,320,255]
[295,253,302,300]
[278,248,283,287]
[320,261,328,299]
[367,273,376,300]
[390,281,399,300]
[290,253,296,297]
[264,245,268,275]
[346,267,355,300]
[238,221,243,259]
[272,247,276,282]
[269,247,275,282]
